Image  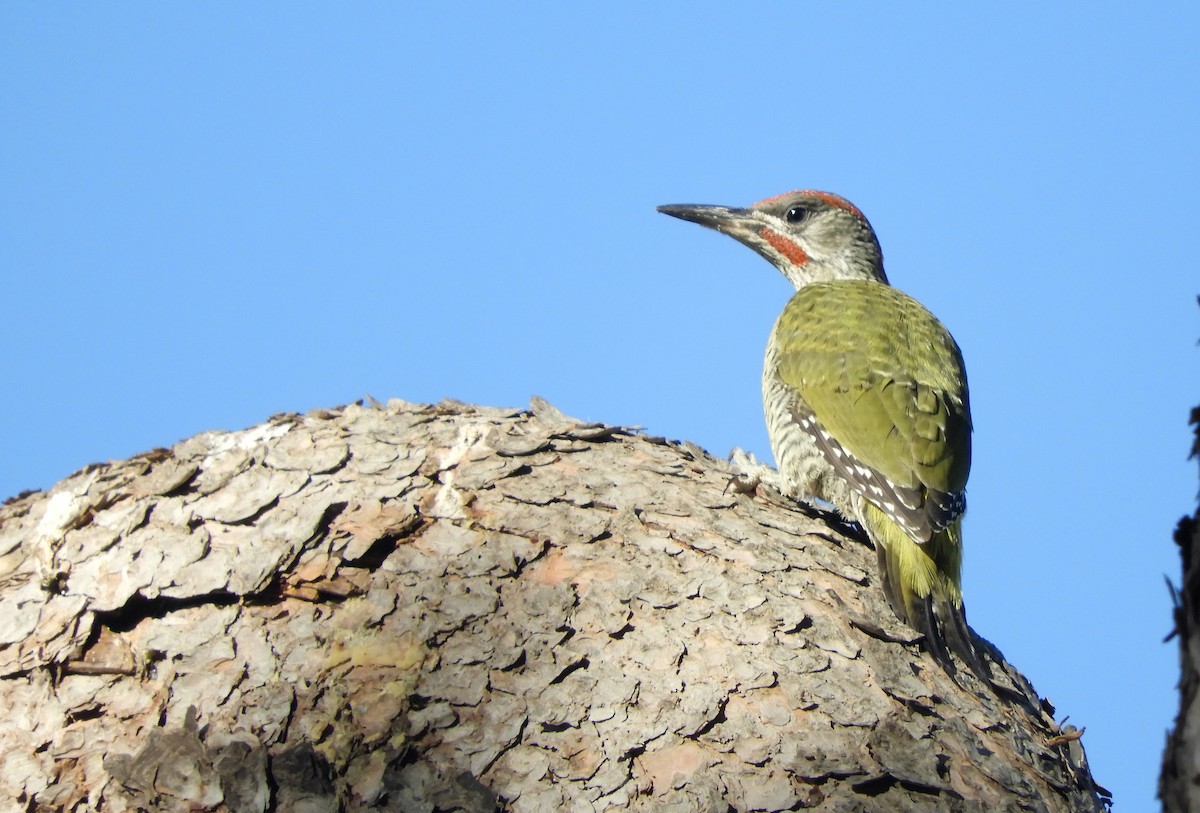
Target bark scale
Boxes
[0,398,1107,812]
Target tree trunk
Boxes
[1161,404,1200,813]
[0,397,1108,812]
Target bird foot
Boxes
[726,448,790,497]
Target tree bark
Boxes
[1161,404,1200,813]
[0,397,1108,812]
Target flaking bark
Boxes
[0,397,1108,812]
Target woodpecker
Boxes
[658,190,979,675]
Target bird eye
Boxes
[785,206,810,224]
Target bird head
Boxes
[657,190,887,289]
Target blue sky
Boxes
[3,4,1196,807]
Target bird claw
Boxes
[725,464,761,495]
[726,448,785,496]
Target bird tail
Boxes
[860,504,986,681]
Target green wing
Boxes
[774,280,971,535]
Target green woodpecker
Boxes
[658,190,979,674]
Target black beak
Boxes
[656,203,751,232]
